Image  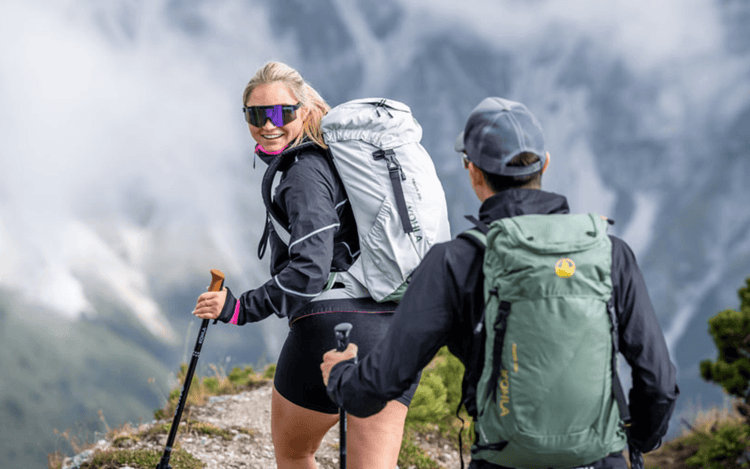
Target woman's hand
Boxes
[192,288,228,320]
[321,343,358,386]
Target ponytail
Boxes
[295,83,330,149]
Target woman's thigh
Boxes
[347,400,409,469]
[271,385,338,460]
[274,305,419,414]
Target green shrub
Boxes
[405,346,465,428]
[408,372,450,425]
[263,364,277,379]
[695,276,750,468]
[228,366,254,385]
[701,277,750,405]
[684,419,750,468]
[398,346,471,468]
[203,377,220,393]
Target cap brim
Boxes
[454,131,465,153]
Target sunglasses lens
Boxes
[266,106,285,127]
[244,107,263,126]
[282,106,298,125]
[244,104,299,127]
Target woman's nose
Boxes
[262,118,278,129]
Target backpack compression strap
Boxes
[373,149,414,233]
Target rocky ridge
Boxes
[60,381,466,469]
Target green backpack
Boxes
[462,213,628,469]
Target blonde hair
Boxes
[243,61,330,149]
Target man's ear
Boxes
[542,152,551,174]
[468,161,484,187]
[468,162,495,202]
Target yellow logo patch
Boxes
[499,370,510,416]
[555,258,576,278]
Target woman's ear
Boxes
[298,105,310,123]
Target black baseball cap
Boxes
[455,97,547,176]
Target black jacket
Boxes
[217,142,359,325]
[327,188,679,453]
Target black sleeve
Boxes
[216,157,340,325]
[326,242,461,418]
[610,235,680,452]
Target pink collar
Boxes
[255,143,288,155]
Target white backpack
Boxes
[320,98,451,302]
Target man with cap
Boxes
[321,97,678,468]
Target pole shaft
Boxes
[156,270,224,469]
[334,323,353,469]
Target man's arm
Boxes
[611,236,680,452]
[323,243,461,418]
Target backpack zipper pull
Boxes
[375,99,393,118]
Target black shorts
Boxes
[274,298,421,414]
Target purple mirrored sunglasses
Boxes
[242,102,302,127]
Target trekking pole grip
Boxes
[209,269,225,292]
[334,322,353,352]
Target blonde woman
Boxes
[193,61,418,469]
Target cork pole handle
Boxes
[209,269,225,292]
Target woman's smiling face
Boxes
[245,82,307,154]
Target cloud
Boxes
[0,0,275,334]
[399,0,722,73]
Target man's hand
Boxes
[321,343,358,386]
[192,288,228,320]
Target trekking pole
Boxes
[334,322,355,469]
[629,444,644,469]
[156,269,225,469]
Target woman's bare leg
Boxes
[271,385,339,469]
[346,400,409,469]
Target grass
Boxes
[398,430,446,468]
[79,448,204,469]
[48,349,463,469]
[153,362,273,421]
[50,348,750,469]
[643,401,750,469]
[48,362,273,469]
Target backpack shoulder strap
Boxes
[457,215,490,249]
[258,152,293,258]
[465,214,491,234]
[258,146,339,259]
[607,298,630,421]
